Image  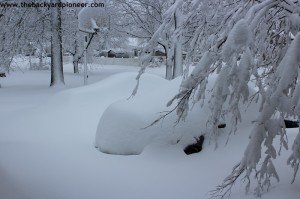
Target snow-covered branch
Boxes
[140,0,300,197]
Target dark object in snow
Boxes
[108,50,116,58]
[284,120,299,128]
[218,123,226,128]
[0,73,6,77]
[154,50,166,56]
[184,135,205,155]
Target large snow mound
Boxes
[95,74,261,155]
[95,77,184,155]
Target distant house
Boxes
[97,49,134,58]
[154,50,166,56]
[107,50,116,58]
[98,50,108,57]
[143,50,166,57]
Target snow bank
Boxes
[95,74,260,155]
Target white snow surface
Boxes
[0,64,299,199]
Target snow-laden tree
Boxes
[114,0,165,43]
[138,0,300,197]
[62,7,84,74]
[0,0,65,86]
[138,0,184,80]
[0,0,53,71]
[115,0,181,79]
[0,0,74,86]
[0,3,36,73]
[101,0,139,50]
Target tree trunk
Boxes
[173,42,183,78]
[72,39,80,74]
[38,42,43,68]
[162,38,173,80]
[173,9,183,79]
[73,57,79,74]
[50,0,64,86]
[165,52,173,80]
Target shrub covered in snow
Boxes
[95,74,260,156]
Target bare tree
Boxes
[135,0,186,80]
[62,7,83,74]
[0,0,55,80]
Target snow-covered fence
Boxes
[63,56,140,66]
[93,57,140,67]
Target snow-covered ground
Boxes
[0,63,299,199]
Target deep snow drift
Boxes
[95,74,259,156]
[0,66,299,199]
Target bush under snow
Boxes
[95,74,261,155]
